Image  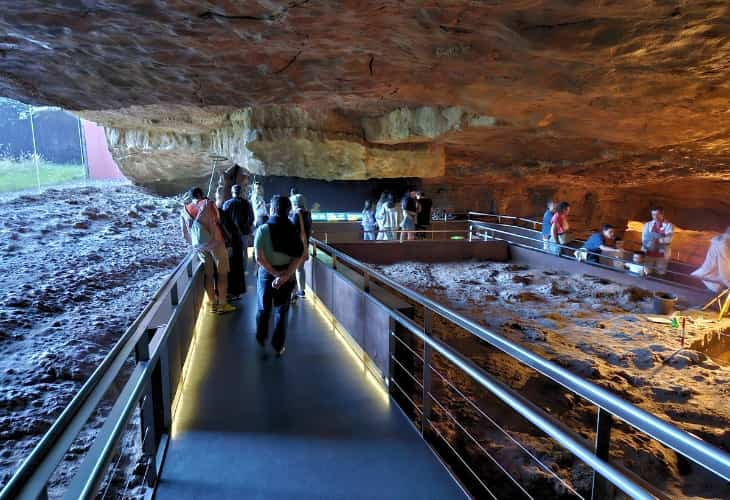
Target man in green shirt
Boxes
[254,195,305,356]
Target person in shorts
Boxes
[180,187,236,314]
[541,200,556,251]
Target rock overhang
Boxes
[0,0,728,195]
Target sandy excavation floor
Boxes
[0,183,187,496]
[377,261,730,499]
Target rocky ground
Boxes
[0,183,187,497]
[377,261,730,499]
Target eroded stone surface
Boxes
[1,1,730,222]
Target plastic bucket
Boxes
[653,292,678,315]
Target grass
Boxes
[0,157,86,193]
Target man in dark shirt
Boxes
[541,200,555,251]
[585,224,617,263]
[416,191,432,239]
[223,184,255,295]
[289,194,312,300]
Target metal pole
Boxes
[421,309,433,435]
[76,117,89,184]
[206,158,217,198]
[28,104,41,193]
[591,408,614,500]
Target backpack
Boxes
[187,200,212,249]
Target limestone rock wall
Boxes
[1,1,729,233]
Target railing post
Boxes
[387,317,396,391]
[136,329,159,486]
[363,272,370,294]
[421,309,433,435]
[332,254,338,270]
[591,407,614,500]
[170,282,179,307]
[186,260,193,278]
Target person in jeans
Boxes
[180,187,236,314]
[541,200,556,251]
[289,194,312,301]
[361,200,377,240]
[254,195,305,356]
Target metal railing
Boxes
[1,252,203,500]
[320,227,471,244]
[310,238,730,499]
[468,211,704,270]
[467,217,711,293]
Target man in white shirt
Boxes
[641,206,674,275]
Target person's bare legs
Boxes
[199,252,216,304]
[218,272,228,303]
[204,275,216,304]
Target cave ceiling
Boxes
[1,1,729,188]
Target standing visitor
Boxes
[180,187,236,314]
[255,195,306,356]
[223,184,254,293]
[290,194,312,301]
[250,181,268,228]
[375,191,389,233]
[691,227,730,292]
[400,188,418,241]
[415,191,432,239]
[541,200,556,251]
[549,202,571,255]
[361,200,377,240]
[641,206,674,275]
[377,194,401,240]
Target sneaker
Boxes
[296,291,306,298]
[216,303,237,314]
[275,346,286,357]
[207,303,219,314]
[291,294,298,305]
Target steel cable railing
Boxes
[0,252,203,500]
[427,362,585,498]
[310,237,730,499]
[467,218,713,293]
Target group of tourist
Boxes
[181,182,309,356]
[541,201,675,276]
[361,188,432,241]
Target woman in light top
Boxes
[377,193,401,241]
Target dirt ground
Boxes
[377,261,730,499]
[0,183,187,496]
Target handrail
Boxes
[467,219,712,292]
[389,309,654,500]
[468,211,711,268]
[310,238,730,486]
[1,252,199,500]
